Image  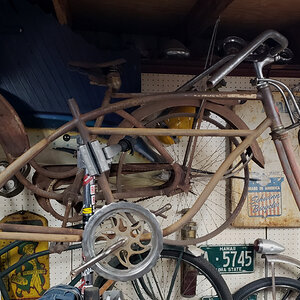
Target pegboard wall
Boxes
[0,73,300,298]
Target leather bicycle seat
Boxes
[68,58,126,89]
[68,58,126,72]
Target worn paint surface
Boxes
[0,211,50,299]
[233,92,300,227]
[0,95,29,158]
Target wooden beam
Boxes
[0,223,83,236]
[52,0,72,25]
[186,0,234,40]
[88,127,254,137]
[0,231,81,242]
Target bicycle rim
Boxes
[95,247,232,300]
[233,277,300,300]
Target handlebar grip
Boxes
[207,30,288,88]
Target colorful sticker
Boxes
[82,207,93,214]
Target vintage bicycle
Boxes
[0,30,299,249]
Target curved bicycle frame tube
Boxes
[265,254,300,269]
[0,91,260,189]
[4,100,264,203]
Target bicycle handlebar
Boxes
[207,30,289,88]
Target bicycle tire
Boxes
[233,277,300,300]
[95,247,233,300]
[110,100,250,244]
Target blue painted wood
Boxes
[0,0,140,127]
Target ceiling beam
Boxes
[52,0,72,26]
[186,0,234,40]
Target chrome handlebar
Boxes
[207,30,289,88]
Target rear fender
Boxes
[109,99,265,168]
[0,94,30,159]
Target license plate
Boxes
[200,245,255,274]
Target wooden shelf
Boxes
[141,58,300,78]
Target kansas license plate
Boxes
[200,244,255,274]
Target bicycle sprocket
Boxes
[82,202,163,282]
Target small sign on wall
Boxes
[247,176,283,218]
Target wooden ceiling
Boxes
[53,0,300,36]
[44,0,300,63]
[221,0,300,34]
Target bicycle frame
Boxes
[258,84,300,209]
[264,254,300,274]
[0,91,260,189]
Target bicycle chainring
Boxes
[82,202,163,282]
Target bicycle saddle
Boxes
[68,58,126,70]
[68,58,126,90]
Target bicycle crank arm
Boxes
[70,238,127,277]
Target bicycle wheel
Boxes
[233,277,300,300]
[110,100,250,244]
[95,247,233,300]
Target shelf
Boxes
[141,58,300,78]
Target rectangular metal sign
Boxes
[200,245,255,274]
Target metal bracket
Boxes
[78,138,135,176]
[78,141,121,175]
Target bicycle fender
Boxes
[0,94,30,159]
[205,102,265,168]
[109,99,265,168]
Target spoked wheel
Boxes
[111,100,250,244]
[233,277,300,299]
[95,247,233,300]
